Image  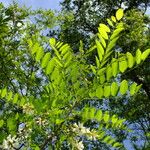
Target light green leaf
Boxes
[136,49,142,64]
[126,52,134,68]
[98,27,108,39]
[130,82,137,96]
[54,57,63,67]
[104,85,110,97]
[35,47,44,62]
[89,107,96,119]
[119,58,128,73]
[107,19,114,27]
[116,9,124,21]
[60,44,70,55]
[96,56,100,68]
[110,28,124,40]
[111,82,119,96]
[97,33,106,48]
[111,16,116,22]
[31,43,39,55]
[90,65,96,74]
[13,93,18,104]
[99,23,110,32]
[111,58,118,77]
[96,86,103,98]
[141,49,150,61]
[95,109,103,121]
[1,88,7,98]
[106,66,112,81]
[41,52,51,68]
[49,38,56,46]
[20,98,26,106]
[120,80,128,95]
[0,120,4,128]
[136,84,142,93]
[96,39,104,61]
[99,74,105,84]
[103,111,109,123]
[7,91,13,101]
[45,58,55,75]
[106,36,119,53]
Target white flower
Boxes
[76,141,84,150]
[1,134,19,149]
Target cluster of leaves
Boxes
[0,8,150,149]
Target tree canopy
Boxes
[0,1,150,150]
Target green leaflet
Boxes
[107,19,114,27]
[106,36,119,53]
[111,58,118,77]
[60,44,70,55]
[7,91,13,101]
[90,65,96,74]
[56,41,63,49]
[35,47,44,62]
[120,80,128,95]
[89,107,96,119]
[95,109,103,121]
[98,27,108,39]
[136,49,142,64]
[45,58,55,75]
[41,52,51,68]
[1,88,7,98]
[113,142,122,148]
[111,16,116,22]
[136,84,142,93]
[49,38,56,46]
[110,28,124,40]
[99,73,105,84]
[111,115,118,127]
[99,24,110,32]
[82,107,89,120]
[141,49,150,61]
[7,117,16,132]
[103,111,110,123]
[0,120,4,128]
[31,43,39,55]
[96,39,104,61]
[106,66,112,81]
[126,52,134,68]
[64,54,72,67]
[97,33,106,48]
[130,82,137,96]
[104,85,110,97]
[116,119,126,128]
[54,57,63,67]
[119,58,128,73]
[13,93,18,104]
[96,86,103,98]
[111,82,119,96]
[95,56,100,68]
[116,9,124,21]
[63,51,70,60]
[79,40,84,54]
[103,136,112,144]
[20,97,26,106]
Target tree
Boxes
[0,9,150,149]
[58,1,150,148]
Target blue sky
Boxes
[0,0,62,10]
[0,0,149,14]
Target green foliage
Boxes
[0,7,150,150]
